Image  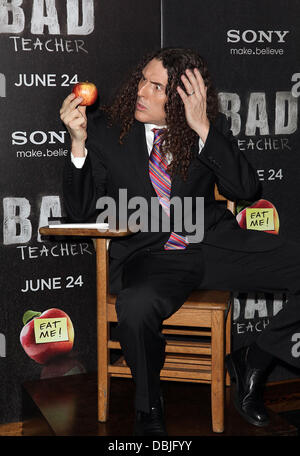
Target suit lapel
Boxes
[170,145,199,199]
[170,174,183,199]
[126,121,156,198]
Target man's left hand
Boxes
[177,68,210,143]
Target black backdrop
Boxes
[1,0,300,425]
[162,0,300,381]
[0,0,161,424]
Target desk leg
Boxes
[96,238,110,422]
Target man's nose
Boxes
[137,80,148,97]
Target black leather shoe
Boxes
[225,346,270,427]
[134,395,168,436]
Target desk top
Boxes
[39,226,132,238]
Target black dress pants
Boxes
[114,236,300,414]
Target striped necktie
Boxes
[149,128,188,250]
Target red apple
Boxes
[20,308,75,364]
[236,199,279,235]
[72,81,98,106]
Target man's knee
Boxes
[116,286,163,331]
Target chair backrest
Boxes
[214,185,236,215]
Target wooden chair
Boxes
[97,187,234,434]
[40,187,235,434]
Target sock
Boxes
[248,342,274,370]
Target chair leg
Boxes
[211,310,225,433]
[225,302,232,387]
[98,365,110,422]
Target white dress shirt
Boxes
[71,123,204,168]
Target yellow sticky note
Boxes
[34,317,69,344]
[246,208,274,231]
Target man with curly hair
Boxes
[61,47,300,435]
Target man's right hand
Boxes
[60,93,87,157]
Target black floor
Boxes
[22,372,300,439]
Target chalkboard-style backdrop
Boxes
[162,0,300,382]
[1,0,300,426]
[0,0,161,424]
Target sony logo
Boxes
[227,30,290,43]
[12,131,67,145]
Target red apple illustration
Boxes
[72,81,98,106]
[236,199,279,235]
[20,308,74,364]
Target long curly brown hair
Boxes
[102,47,219,180]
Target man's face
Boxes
[134,58,168,126]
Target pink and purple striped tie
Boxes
[149,128,188,250]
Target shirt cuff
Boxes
[71,148,87,168]
[198,137,204,155]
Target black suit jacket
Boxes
[63,111,284,283]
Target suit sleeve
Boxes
[63,112,107,222]
[198,113,262,201]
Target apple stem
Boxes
[22,310,42,326]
